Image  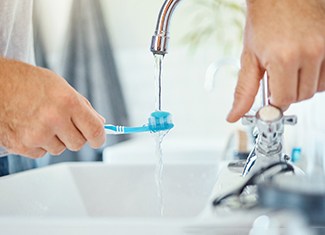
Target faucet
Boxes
[150,1,297,176]
[241,104,297,176]
[241,74,297,176]
[150,0,182,55]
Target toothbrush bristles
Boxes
[148,111,174,132]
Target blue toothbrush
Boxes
[104,111,174,135]
[0,111,174,157]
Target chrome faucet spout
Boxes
[151,0,183,55]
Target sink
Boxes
[0,162,218,218]
[0,137,303,234]
[0,137,226,234]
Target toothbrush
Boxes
[104,111,174,135]
[0,111,174,157]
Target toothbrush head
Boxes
[148,111,174,132]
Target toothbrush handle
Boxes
[123,126,150,134]
[104,125,150,135]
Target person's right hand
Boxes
[0,58,106,158]
[227,0,325,123]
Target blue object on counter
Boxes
[291,147,302,163]
[104,111,174,135]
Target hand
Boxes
[0,58,106,158]
[227,0,325,122]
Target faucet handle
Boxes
[241,105,297,177]
[242,108,297,127]
[242,115,256,126]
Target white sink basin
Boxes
[0,137,226,234]
[0,137,296,234]
[0,162,218,218]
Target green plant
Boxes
[183,0,246,55]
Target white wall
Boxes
[37,0,245,147]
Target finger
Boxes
[317,60,325,91]
[44,136,66,156]
[227,51,264,122]
[267,60,299,109]
[72,104,106,149]
[297,57,322,101]
[56,120,87,151]
[26,148,47,158]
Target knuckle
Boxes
[68,139,85,151]
[272,95,296,108]
[55,91,80,111]
[42,110,62,127]
[91,125,105,139]
[305,36,325,59]
[276,48,298,66]
[50,147,66,156]
[283,95,296,105]
[233,78,246,97]
[82,96,92,107]
[318,81,325,91]
[265,43,298,66]
[89,126,105,148]
[24,135,39,147]
[23,130,46,147]
[64,93,81,108]
[305,92,315,100]
[234,82,255,102]
[298,89,315,101]
[91,140,105,149]
[33,150,47,159]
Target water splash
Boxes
[154,131,168,216]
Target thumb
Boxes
[227,52,264,122]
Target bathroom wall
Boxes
[36,0,246,147]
